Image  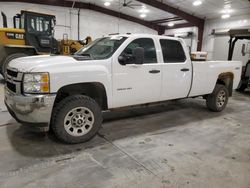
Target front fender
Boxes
[49,64,112,107]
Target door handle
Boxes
[180,68,189,72]
[149,70,160,74]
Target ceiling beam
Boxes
[136,0,204,25]
[164,23,196,30]
[1,0,161,31]
[151,17,183,24]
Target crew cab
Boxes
[4,34,242,144]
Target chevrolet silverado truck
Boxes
[4,34,242,144]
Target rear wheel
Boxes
[51,95,103,144]
[1,53,27,78]
[206,84,229,112]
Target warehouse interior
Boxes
[0,0,250,187]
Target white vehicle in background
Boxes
[226,29,250,92]
[4,34,242,144]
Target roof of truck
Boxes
[107,33,182,41]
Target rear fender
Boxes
[217,72,234,96]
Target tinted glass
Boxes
[160,39,186,63]
[121,38,157,64]
[27,15,52,34]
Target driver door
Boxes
[112,38,162,108]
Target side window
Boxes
[160,39,186,63]
[36,17,43,32]
[121,38,157,64]
[29,18,36,32]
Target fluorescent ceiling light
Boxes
[221,9,233,14]
[140,14,147,18]
[221,14,230,19]
[139,9,149,13]
[168,22,175,27]
[104,2,111,6]
[193,0,202,6]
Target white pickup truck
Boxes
[4,34,242,144]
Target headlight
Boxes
[23,73,50,93]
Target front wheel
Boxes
[206,84,229,112]
[51,95,103,144]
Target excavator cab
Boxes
[15,10,58,53]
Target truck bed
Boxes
[189,60,242,97]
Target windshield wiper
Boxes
[76,53,93,58]
[73,54,93,61]
[79,53,91,56]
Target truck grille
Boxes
[6,68,23,94]
[6,81,16,93]
[7,69,18,78]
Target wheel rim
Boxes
[64,107,95,137]
[217,90,226,108]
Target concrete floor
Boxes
[0,75,250,188]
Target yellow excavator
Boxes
[0,10,92,77]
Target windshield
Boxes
[26,15,52,35]
[75,36,127,60]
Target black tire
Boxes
[51,95,103,144]
[1,53,27,78]
[206,84,229,112]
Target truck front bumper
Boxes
[4,88,56,132]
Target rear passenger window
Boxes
[160,39,186,63]
[121,38,157,64]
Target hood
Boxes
[8,55,83,72]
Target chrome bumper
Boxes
[4,87,56,129]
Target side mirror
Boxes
[133,47,144,64]
[118,55,127,65]
[118,47,144,65]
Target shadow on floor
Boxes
[6,97,241,159]
[239,89,250,96]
